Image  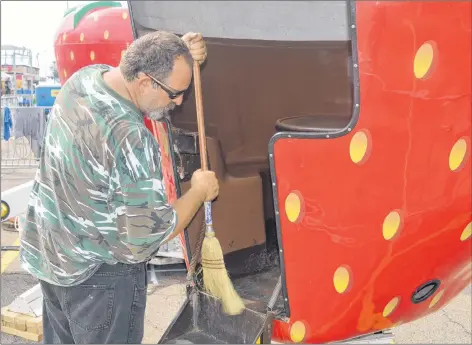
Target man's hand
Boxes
[182,32,207,65]
[164,169,218,244]
[191,169,219,201]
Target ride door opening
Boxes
[129,0,354,316]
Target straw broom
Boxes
[192,61,245,315]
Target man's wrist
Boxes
[190,185,206,204]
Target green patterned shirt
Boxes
[20,65,177,286]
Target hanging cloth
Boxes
[3,106,12,141]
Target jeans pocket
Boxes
[65,284,115,331]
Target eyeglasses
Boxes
[143,72,186,100]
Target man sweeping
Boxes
[19,31,217,344]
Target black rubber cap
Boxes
[411,279,441,304]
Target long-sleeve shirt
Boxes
[20,64,177,286]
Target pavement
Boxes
[394,285,471,344]
[1,167,471,344]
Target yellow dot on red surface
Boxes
[429,290,444,308]
[383,211,402,240]
[449,138,468,172]
[92,13,98,21]
[104,30,109,40]
[414,42,436,79]
[454,262,472,280]
[350,130,371,164]
[62,33,67,41]
[285,191,303,223]
[460,221,471,242]
[383,297,400,318]
[333,266,351,294]
[462,263,472,281]
[90,51,95,61]
[80,33,85,42]
[121,50,126,59]
[1,202,9,219]
[122,12,128,19]
[70,51,74,60]
[63,70,67,78]
[289,321,306,343]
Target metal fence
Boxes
[1,95,46,170]
[1,136,39,169]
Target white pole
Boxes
[13,50,16,95]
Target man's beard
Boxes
[147,102,176,121]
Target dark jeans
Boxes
[39,262,148,344]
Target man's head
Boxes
[120,31,193,120]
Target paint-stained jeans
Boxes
[39,262,148,344]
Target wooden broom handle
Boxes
[193,61,209,171]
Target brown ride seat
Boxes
[179,136,267,269]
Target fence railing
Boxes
[1,136,40,169]
[1,95,47,169]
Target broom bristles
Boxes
[201,232,245,315]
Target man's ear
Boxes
[136,73,151,89]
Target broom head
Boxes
[201,231,245,315]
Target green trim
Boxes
[69,1,122,29]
